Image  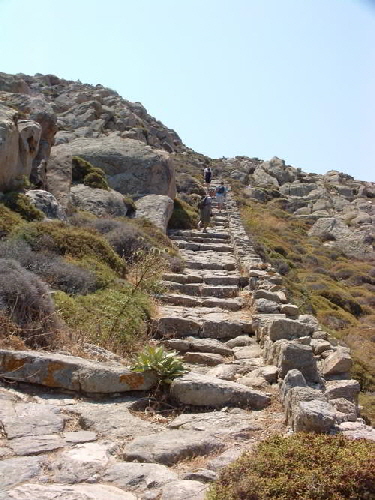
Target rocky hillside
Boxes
[0,72,374,499]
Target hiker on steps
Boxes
[203,166,212,188]
[216,181,227,213]
[198,194,212,233]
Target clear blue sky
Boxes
[1,0,374,181]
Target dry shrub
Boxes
[208,433,375,500]
[0,240,98,295]
[0,259,58,346]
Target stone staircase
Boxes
[0,187,373,500]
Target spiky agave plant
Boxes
[132,345,187,384]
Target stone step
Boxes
[158,294,244,311]
[162,273,241,286]
[154,306,253,339]
[175,241,233,252]
[185,259,236,271]
[170,230,230,240]
[162,282,238,298]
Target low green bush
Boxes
[14,221,125,275]
[168,198,198,230]
[72,156,109,190]
[207,433,375,500]
[1,192,44,221]
[132,345,187,384]
[0,205,24,236]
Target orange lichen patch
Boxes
[2,355,26,373]
[42,361,67,388]
[119,372,146,389]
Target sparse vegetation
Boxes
[207,433,375,500]
[72,156,109,190]
[168,197,198,230]
[132,345,187,384]
[1,192,44,221]
[0,204,24,236]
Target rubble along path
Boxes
[0,189,286,500]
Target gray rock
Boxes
[170,372,270,409]
[164,337,233,357]
[124,430,224,466]
[254,298,280,313]
[310,339,332,355]
[25,189,66,219]
[207,363,241,381]
[280,304,299,316]
[233,345,262,359]
[51,136,176,199]
[70,184,128,217]
[103,461,178,491]
[293,400,337,432]
[7,484,137,499]
[160,480,207,500]
[278,342,320,382]
[226,335,254,348]
[135,194,174,232]
[322,349,352,377]
[279,369,307,403]
[9,434,65,455]
[182,469,217,482]
[0,456,44,491]
[206,447,245,471]
[63,431,97,444]
[46,147,72,208]
[252,365,278,384]
[0,349,156,393]
[325,379,360,402]
[284,386,327,426]
[265,318,315,342]
[183,352,225,366]
[330,398,357,421]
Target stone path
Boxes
[0,188,373,499]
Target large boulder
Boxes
[25,189,66,220]
[0,105,41,191]
[70,184,128,217]
[46,147,72,208]
[135,194,174,232]
[50,136,176,199]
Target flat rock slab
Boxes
[6,483,137,499]
[234,345,262,359]
[0,456,44,491]
[160,480,208,500]
[164,337,233,356]
[103,462,178,491]
[1,402,64,439]
[183,352,225,366]
[10,434,65,456]
[0,349,156,393]
[124,429,224,466]
[171,372,271,409]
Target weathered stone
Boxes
[10,434,65,455]
[252,365,278,384]
[63,431,97,444]
[330,398,357,421]
[1,403,64,439]
[284,386,327,426]
[183,351,224,366]
[322,349,352,377]
[254,298,280,313]
[182,469,217,482]
[70,184,128,217]
[236,374,268,388]
[207,363,240,381]
[160,480,207,500]
[25,189,66,219]
[51,442,113,483]
[206,447,245,471]
[170,372,270,409]
[293,400,337,432]
[325,379,360,402]
[266,318,315,342]
[124,430,224,466]
[233,345,262,359]
[0,456,44,491]
[103,462,177,491]
[226,335,254,348]
[279,369,307,403]
[7,483,137,499]
[51,136,176,198]
[280,304,299,316]
[310,339,332,355]
[46,147,72,208]
[0,350,156,393]
[278,342,320,382]
[165,337,233,356]
[254,290,282,303]
[135,194,174,232]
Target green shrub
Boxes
[15,221,125,275]
[132,345,187,384]
[72,156,109,190]
[207,433,375,500]
[54,286,152,355]
[168,198,198,230]
[1,192,44,221]
[0,205,24,236]
[83,169,109,190]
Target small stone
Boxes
[182,469,217,482]
[226,335,254,348]
[63,431,97,443]
[322,349,352,377]
[183,352,225,366]
[310,339,332,355]
[280,304,299,316]
[279,369,307,403]
[233,345,262,360]
[293,400,337,433]
[325,379,360,403]
[207,363,240,381]
[160,480,207,500]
